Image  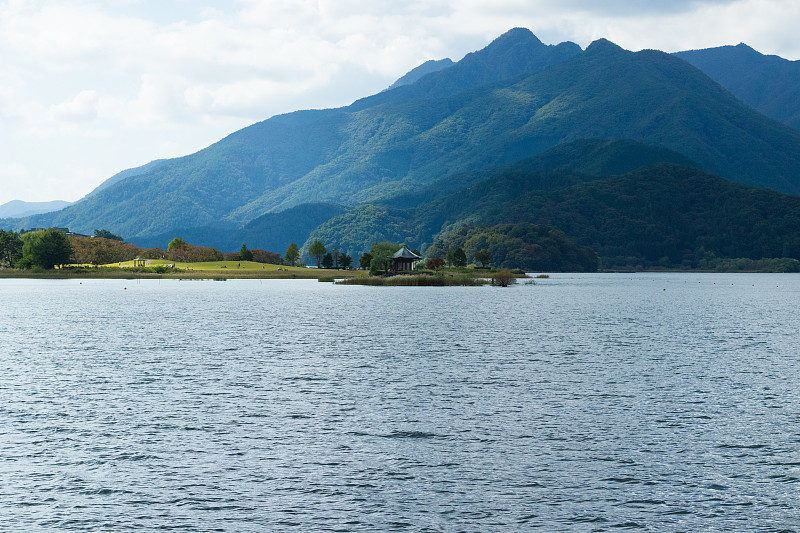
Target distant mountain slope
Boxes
[131,202,345,252]
[87,159,168,197]
[386,59,454,90]
[304,140,702,256]
[9,28,800,243]
[0,200,73,218]
[481,163,800,267]
[309,142,800,268]
[676,44,800,130]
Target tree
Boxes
[93,229,123,241]
[251,249,282,264]
[339,253,353,269]
[427,257,445,270]
[20,228,73,269]
[359,252,372,270]
[321,252,334,269]
[0,230,23,268]
[445,248,455,266]
[474,249,492,268]
[453,248,467,267]
[491,270,517,287]
[69,235,139,265]
[369,242,402,275]
[239,243,253,262]
[168,237,187,251]
[285,243,300,266]
[332,248,340,268]
[166,238,222,263]
[309,240,326,268]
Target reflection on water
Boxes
[1,274,799,531]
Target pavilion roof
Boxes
[393,247,420,259]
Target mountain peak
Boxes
[491,27,543,48]
[585,38,626,55]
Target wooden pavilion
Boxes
[392,247,421,272]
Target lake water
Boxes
[1,274,798,532]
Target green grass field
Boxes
[108,259,361,278]
[0,260,360,279]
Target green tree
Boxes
[321,252,334,269]
[339,253,353,269]
[20,228,73,269]
[285,242,300,266]
[167,237,189,262]
[453,248,467,267]
[309,240,326,268]
[369,242,402,275]
[491,270,517,287]
[445,248,455,266]
[93,229,123,241]
[0,230,23,268]
[239,243,253,261]
[332,248,340,268]
[474,249,492,268]
[359,252,372,270]
[168,237,186,251]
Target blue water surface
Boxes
[1,274,798,532]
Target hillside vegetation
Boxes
[5,28,800,249]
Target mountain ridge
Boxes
[3,28,800,264]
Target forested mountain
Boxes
[3,28,800,269]
[676,44,800,130]
[305,140,800,269]
[131,202,344,251]
[386,59,454,91]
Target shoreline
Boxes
[0,268,360,281]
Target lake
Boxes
[1,274,798,531]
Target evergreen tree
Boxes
[446,248,455,266]
[285,242,300,266]
[239,243,253,261]
[309,240,326,268]
[321,252,334,269]
[453,248,467,267]
[359,252,372,270]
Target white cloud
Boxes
[0,0,798,205]
[49,90,99,123]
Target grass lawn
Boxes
[0,260,360,280]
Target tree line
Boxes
[0,228,299,270]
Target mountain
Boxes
[87,159,168,197]
[386,58,454,90]
[0,200,73,219]
[478,163,800,268]
[307,140,800,269]
[675,44,800,130]
[130,202,344,252]
[302,139,701,257]
[5,28,800,256]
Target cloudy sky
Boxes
[1,0,798,206]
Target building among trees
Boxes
[392,247,421,272]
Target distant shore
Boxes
[0,262,361,280]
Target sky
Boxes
[1,0,799,206]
